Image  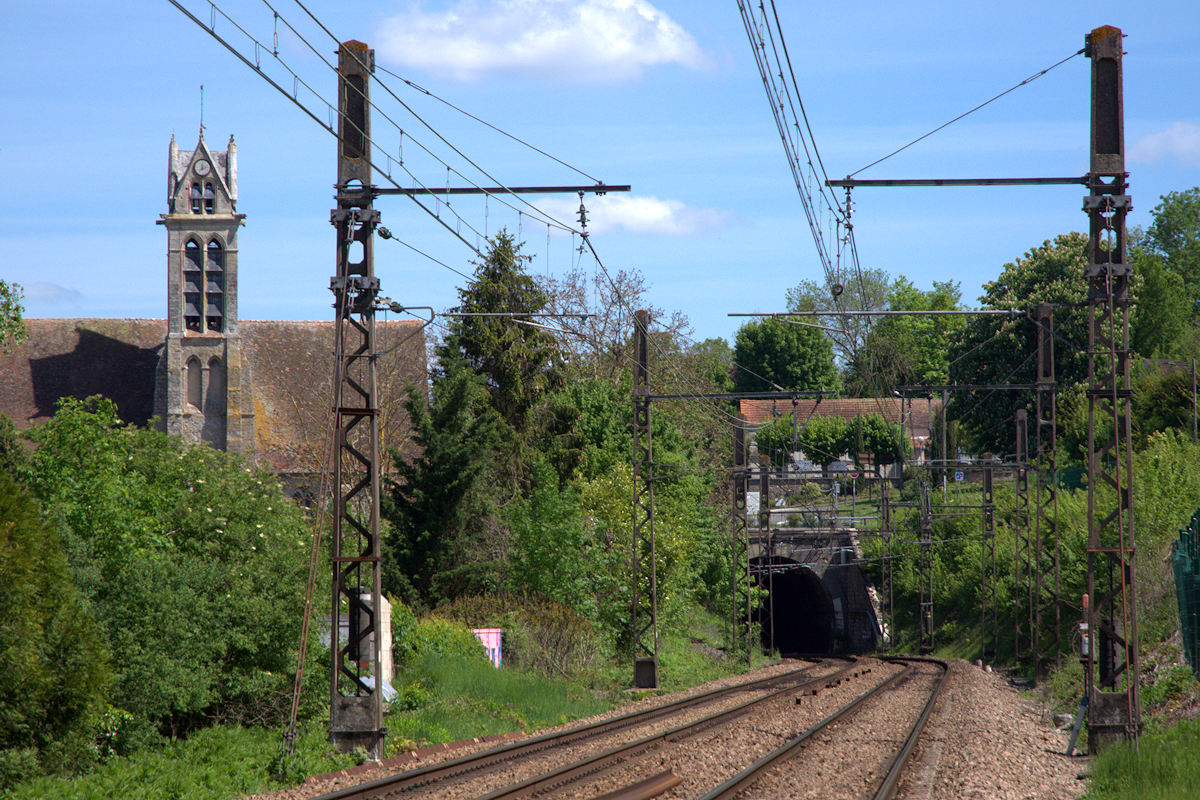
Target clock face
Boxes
[194,159,211,176]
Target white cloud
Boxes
[25,282,82,305]
[1130,122,1200,167]
[543,193,730,236]
[376,0,707,82]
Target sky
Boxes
[2,1,1199,348]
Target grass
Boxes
[1084,717,1200,799]
[6,608,752,800]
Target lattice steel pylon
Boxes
[980,465,997,661]
[918,479,935,654]
[328,40,385,758]
[631,309,659,688]
[731,420,752,666]
[1033,305,1061,675]
[1083,25,1140,751]
[1013,410,1032,663]
[879,477,893,652]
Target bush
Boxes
[430,595,599,676]
[19,397,322,741]
[0,471,110,789]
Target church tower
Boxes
[157,133,254,454]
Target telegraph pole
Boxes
[1083,24,1140,751]
[329,40,386,758]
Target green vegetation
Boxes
[6,183,1200,797]
[1084,717,1200,799]
[0,279,24,352]
[732,315,840,393]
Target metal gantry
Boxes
[1083,24,1140,750]
[631,309,659,688]
[328,40,385,758]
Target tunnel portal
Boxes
[755,561,837,655]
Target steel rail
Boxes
[696,657,948,800]
[472,661,868,800]
[873,657,951,800]
[306,660,843,800]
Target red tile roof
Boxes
[739,396,942,437]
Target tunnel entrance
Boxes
[755,562,836,655]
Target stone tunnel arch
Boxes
[754,559,837,655]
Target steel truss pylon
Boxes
[1033,305,1061,675]
[328,40,385,758]
[731,421,752,666]
[1083,25,1140,751]
[631,309,658,688]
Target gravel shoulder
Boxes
[898,660,1089,800]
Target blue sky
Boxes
[2,1,1198,346]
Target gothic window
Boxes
[205,240,225,332]
[186,357,203,408]
[183,239,204,332]
[203,182,215,214]
[190,182,202,214]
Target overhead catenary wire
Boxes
[847,47,1086,178]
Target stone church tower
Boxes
[157,133,254,453]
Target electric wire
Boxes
[278,0,587,235]
[848,47,1086,177]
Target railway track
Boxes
[305,656,947,800]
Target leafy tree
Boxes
[732,316,840,394]
[1141,187,1200,313]
[852,412,908,469]
[383,373,503,608]
[0,280,25,353]
[1133,365,1198,443]
[0,472,109,788]
[1129,248,1191,358]
[22,397,320,740]
[753,416,799,468]
[847,279,965,394]
[787,267,891,368]
[505,461,596,616]
[797,415,853,468]
[948,233,1093,455]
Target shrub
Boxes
[0,471,110,789]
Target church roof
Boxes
[0,318,426,474]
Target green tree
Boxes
[852,412,908,470]
[754,416,799,468]
[948,233,1092,455]
[440,231,564,440]
[0,472,109,788]
[787,267,891,368]
[848,278,964,394]
[732,316,840,394]
[797,415,853,468]
[1142,187,1200,313]
[0,280,25,353]
[505,461,596,616]
[383,373,503,608]
[22,397,319,740]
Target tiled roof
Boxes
[739,396,942,437]
[0,318,426,474]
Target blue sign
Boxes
[954,471,964,482]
